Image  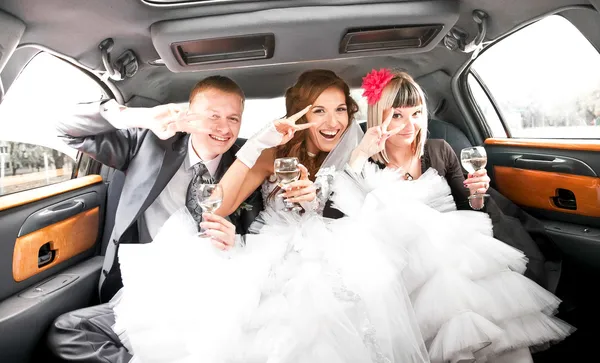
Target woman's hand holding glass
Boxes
[460,146,491,210]
[274,158,316,212]
[280,163,317,204]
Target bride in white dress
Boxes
[112,69,573,363]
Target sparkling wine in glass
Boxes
[460,146,489,210]
[274,157,302,212]
[196,184,223,237]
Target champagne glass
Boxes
[460,146,490,210]
[196,184,224,237]
[274,157,302,212]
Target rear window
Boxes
[240,89,367,139]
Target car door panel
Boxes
[484,138,600,271]
[17,191,100,237]
[0,175,105,299]
[484,138,600,362]
[485,139,600,228]
[0,257,103,363]
[13,205,100,282]
[0,175,106,363]
[544,220,600,269]
[493,167,600,217]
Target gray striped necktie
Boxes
[186,162,213,229]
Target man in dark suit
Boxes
[46,76,262,363]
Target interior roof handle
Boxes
[444,10,489,57]
[99,38,122,81]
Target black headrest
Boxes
[359,122,367,132]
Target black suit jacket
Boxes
[56,100,263,302]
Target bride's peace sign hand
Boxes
[273,105,313,145]
[357,108,404,157]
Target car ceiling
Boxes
[0,0,593,104]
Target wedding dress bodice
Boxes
[259,175,286,212]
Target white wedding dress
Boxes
[328,163,573,363]
[112,162,429,363]
[113,160,573,363]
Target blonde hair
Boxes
[366,71,428,164]
[189,75,245,105]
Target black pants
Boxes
[47,301,132,363]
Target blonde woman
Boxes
[331,69,574,363]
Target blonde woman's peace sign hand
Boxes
[348,108,405,172]
[357,108,405,158]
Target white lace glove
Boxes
[236,122,283,168]
[236,105,313,168]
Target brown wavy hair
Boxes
[275,69,359,180]
[267,70,358,207]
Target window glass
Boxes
[467,73,507,137]
[238,89,368,139]
[471,15,600,138]
[0,52,105,195]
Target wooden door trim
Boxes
[12,207,100,282]
[485,138,600,152]
[0,175,103,212]
[494,166,600,217]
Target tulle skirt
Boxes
[113,206,430,363]
[112,165,573,363]
[329,165,574,363]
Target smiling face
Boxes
[188,88,243,160]
[385,104,424,148]
[304,87,349,154]
[276,69,358,180]
[366,71,429,163]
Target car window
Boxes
[470,15,600,139]
[238,89,368,139]
[0,52,106,196]
[467,73,507,137]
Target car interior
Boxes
[0,0,599,362]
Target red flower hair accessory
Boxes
[361,68,395,105]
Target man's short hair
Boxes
[188,75,245,104]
